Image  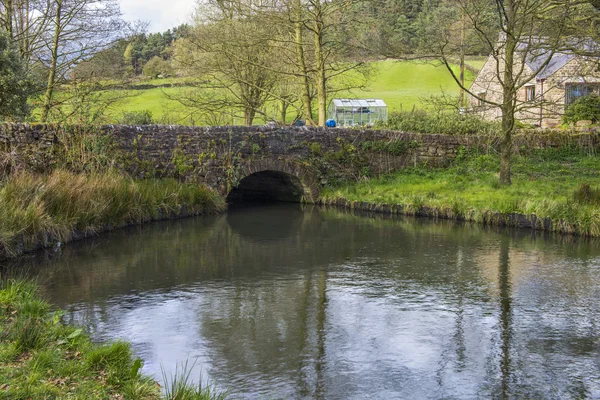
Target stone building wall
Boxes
[469,51,600,127]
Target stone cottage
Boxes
[469,38,600,128]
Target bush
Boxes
[142,56,174,79]
[119,110,154,125]
[380,110,501,135]
[564,94,600,124]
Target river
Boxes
[11,204,600,399]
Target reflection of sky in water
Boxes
[18,205,600,399]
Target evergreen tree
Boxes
[0,32,30,121]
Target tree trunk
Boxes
[500,104,514,185]
[41,0,62,123]
[313,1,327,127]
[294,0,314,125]
[280,100,288,124]
[5,0,13,39]
[243,107,255,126]
[22,0,29,59]
[459,10,465,108]
[500,1,517,186]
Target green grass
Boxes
[0,279,227,399]
[339,60,478,113]
[112,86,197,124]
[49,58,485,126]
[0,279,159,399]
[322,148,600,236]
[0,169,226,259]
[464,56,488,71]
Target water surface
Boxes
[12,204,600,399]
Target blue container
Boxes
[326,119,337,128]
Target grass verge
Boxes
[321,147,600,236]
[0,169,226,259]
[0,279,227,399]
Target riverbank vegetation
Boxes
[0,279,226,399]
[0,170,225,260]
[322,147,600,237]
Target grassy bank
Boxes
[0,170,226,259]
[322,148,600,236]
[0,279,226,399]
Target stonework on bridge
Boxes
[1,124,599,203]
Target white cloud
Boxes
[119,0,196,32]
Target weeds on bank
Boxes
[323,147,600,236]
[0,169,226,259]
[0,279,227,399]
[161,360,226,400]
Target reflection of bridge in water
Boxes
[12,206,600,399]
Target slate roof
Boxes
[526,52,577,79]
[517,38,598,79]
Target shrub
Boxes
[142,56,174,79]
[380,110,501,135]
[564,94,600,124]
[119,110,154,125]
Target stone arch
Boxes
[226,159,320,204]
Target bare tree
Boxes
[278,0,369,126]
[39,0,122,122]
[0,0,52,65]
[172,4,279,126]
[173,0,370,126]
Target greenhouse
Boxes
[327,99,388,127]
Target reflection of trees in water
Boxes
[499,236,513,400]
[8,206,600,397]
[194,267,329,399]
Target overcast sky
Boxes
[120,0,196,33]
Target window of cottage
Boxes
[477,92,486,106]
[525,85,535,102]
[565,83,600,106]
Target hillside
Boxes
[63,58,485,126]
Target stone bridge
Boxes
[1,124,598,203]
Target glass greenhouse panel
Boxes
[328,99,388,127]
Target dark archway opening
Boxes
[227,170,305,204]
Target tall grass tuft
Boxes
[0,169,226,258]
[573,183,600,206]
[161,360,227,400]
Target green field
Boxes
[341,59,478,113]
[76,58,485,126]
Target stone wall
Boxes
[1,124,599,200]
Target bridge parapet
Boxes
[2,124,598,202]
